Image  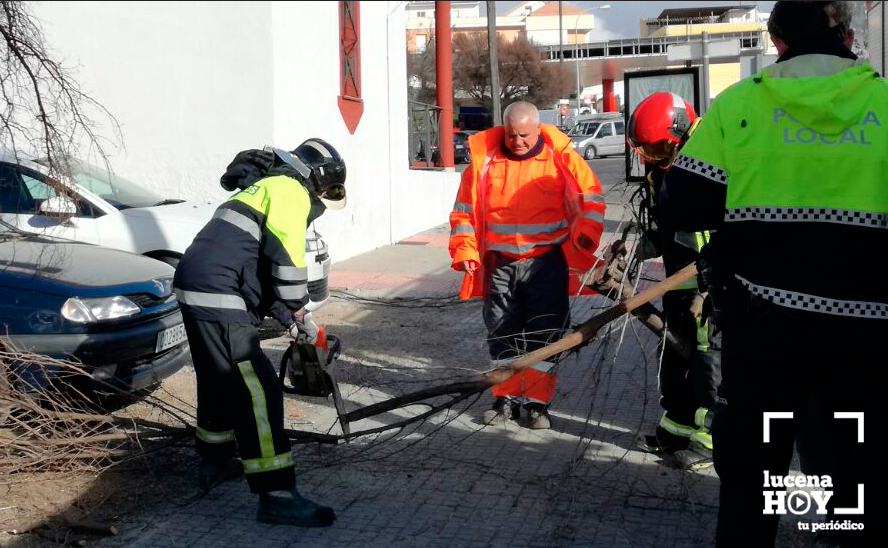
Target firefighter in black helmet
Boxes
[173,138,346,527]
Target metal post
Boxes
[701,31,710,115]
[575,15,581,114]
[436,1,454,168]
[487,1,502,126]
[559,1,564,127]
[558,1,564,66]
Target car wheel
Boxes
[584,146,597,160]
[153,255,180,269]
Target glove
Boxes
[288,310,319,344]
[696,243,718,295]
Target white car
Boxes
[0,153,331,310]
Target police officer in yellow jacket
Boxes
[173,140,346,527]
[661,3,884,546]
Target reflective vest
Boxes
[449,124,606,299]
[173,175,311,326]
[673,56,888,318]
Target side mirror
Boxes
[39,195,77,219]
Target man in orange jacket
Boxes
[449,101,606,429]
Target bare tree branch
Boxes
[0,0,120,192]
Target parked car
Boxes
[0,153,331,309]
[422,131,475,165]
[0,220,189,395]
[453,131,472,164]
[568,113,626,160]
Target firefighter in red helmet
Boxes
[627,91,722,470]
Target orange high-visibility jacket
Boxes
[449,124,606,299]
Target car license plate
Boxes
[456,145,464,149]
[156,323,187,353]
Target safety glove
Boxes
[696,244,717,295]
[289,310,319,344]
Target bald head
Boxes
[503,101,540,125]
[502,101,541,156]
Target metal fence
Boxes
[408,101,441,167]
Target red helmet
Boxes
[627,92,696,163]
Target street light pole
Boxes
[575,15,581,114]
[574,5,610,116]
[487,1,502,126]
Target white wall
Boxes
[32,1,459,263]
[271,1,458,262]
[32,1,275,203]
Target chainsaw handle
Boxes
[278,343,302,394]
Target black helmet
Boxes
[270,138,347,210]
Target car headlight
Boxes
[61,296,140,323]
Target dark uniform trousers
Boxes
[660,289,722,428]
[183,313,295,494]
[714,288,881,548]
[483,246,570,361]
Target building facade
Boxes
[405,0,595,53]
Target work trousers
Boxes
[713,289,881,548]
[483,246,569,404]
[182,313,295,493]
[659,290,722,430]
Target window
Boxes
[0,165,97,217]
[416,10,426,18]
[615,121,625,135]
[596,123,613,138]
[338,1,363,134]
[415,34,427,53]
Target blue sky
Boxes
[495,1,777,40]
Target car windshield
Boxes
[570,122,600,137]
[68,161,164,210]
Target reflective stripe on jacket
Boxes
[449,124,606,299]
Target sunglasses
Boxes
[632,140,677,162]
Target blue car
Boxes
[0,221,189,395]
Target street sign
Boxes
[667,39,741,62]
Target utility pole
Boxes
[701,31,710,115]
[487,1,502,126]
[559,1,564,126]
[575,15,581,114]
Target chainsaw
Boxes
[278,326,351,436]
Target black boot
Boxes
[483,397,507,425]
[638,426,690,455]
[482,397,521,425]
[257,488,336,527]
[198,457,243,491]
[525,403,551,430]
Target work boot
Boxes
[672,440,713,471]
[482,397,521,425]
[637,426,690,455]
[483,397,508,425]
[198,457,244,491]
[525,403,551,430]
[257,488,336,527]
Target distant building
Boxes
[637,5,776,101]
[640,5,768,38]
[405,1,596,53]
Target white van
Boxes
[568,113,626,160]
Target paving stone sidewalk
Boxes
[76,182,738,548]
